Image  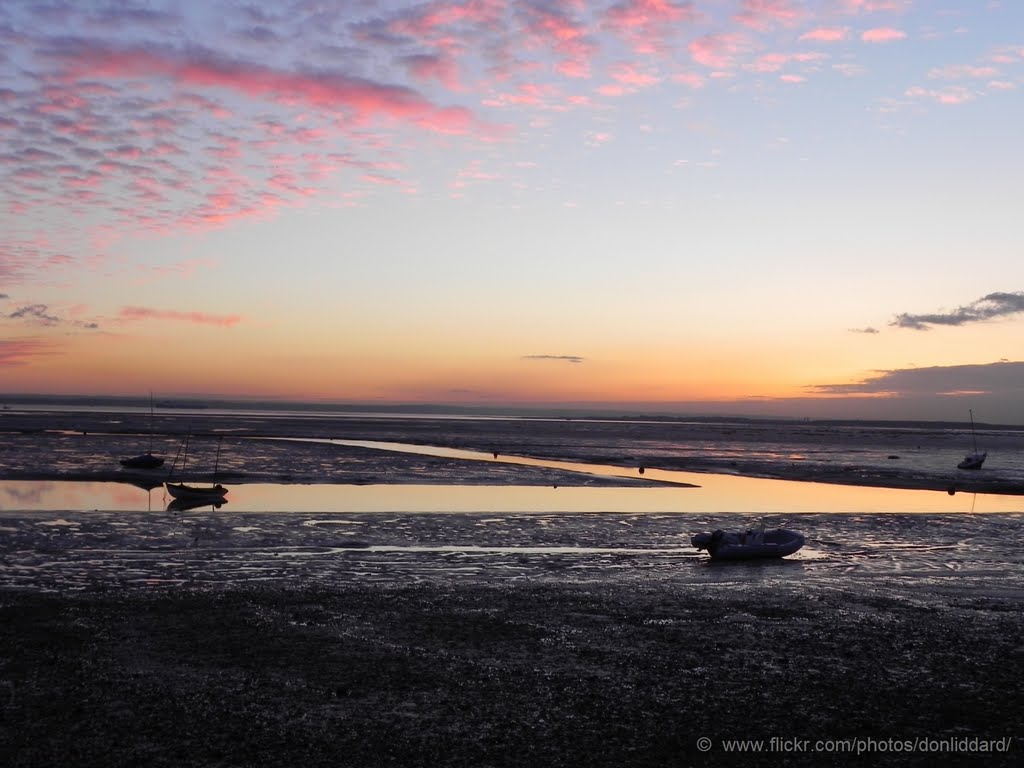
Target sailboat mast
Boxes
[167,430,186,479]
[147,391,155,453]
[969,409,978,453]
[181,429,190,476]
[214,436,223,478]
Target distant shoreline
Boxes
[1,392,1022,431]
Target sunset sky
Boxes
[2,1,1023,422]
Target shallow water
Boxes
[2,419,1023,514]
[3,405,1024,595]
[2,473,1022,515]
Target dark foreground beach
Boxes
[1,510,1022,767]
[3,577,1021,768]
[1,406,1022,765]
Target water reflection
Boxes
[167,496,229,513]
[0,476,1022,514]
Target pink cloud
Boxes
[0,338,57,366]
[267,170,316,196]
[989,46,1023,65]
[361,173,402,186]
[119,306,243,327]
[689,34,746,70]
[387,0,503,40]
[177,92,233,119]
[1,239,77,284]
[402,53,461,89]
[751,53,786,73]
[520,3,596,79]
[604,0,693,28]
[842,0,907,13]
[833,62,867,77]
[928,64,999,80]
[483,82,561,108]
[799,27,850,42]
[184,195,282,228]
[603,0,698,55]
[371,2,508,89]
[905,85,976,105]
[450,159,501,190]
[673,71,705,89]
[129,176,169,205]
[556,58,590,79]
[734,0,803,32]
[608,62,659,88]
[861,28,907,43]
[935,87,975,105]
[751,51,825,73]
[55,41,486,135]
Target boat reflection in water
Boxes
[167,493,229,513]
[125,479,164,493]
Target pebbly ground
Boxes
[1,511,1022,767]
[1,578,1020,768]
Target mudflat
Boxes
[3,407,1024,493]
[1,407,1022,765]
[2,578,1021,768]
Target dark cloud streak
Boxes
[4,302,99,330]
[8,304,60,325]
[808,361,1024,397]
[891,292,1024,330]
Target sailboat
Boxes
[165,432,228,502]
[957,409,987,470]
[120,392,164,469]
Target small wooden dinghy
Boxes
[691,527,804,560]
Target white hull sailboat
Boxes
[165,481,228,501]
[165,432,228,502]
[957,409,986,470]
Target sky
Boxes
[2,0,1024,422]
